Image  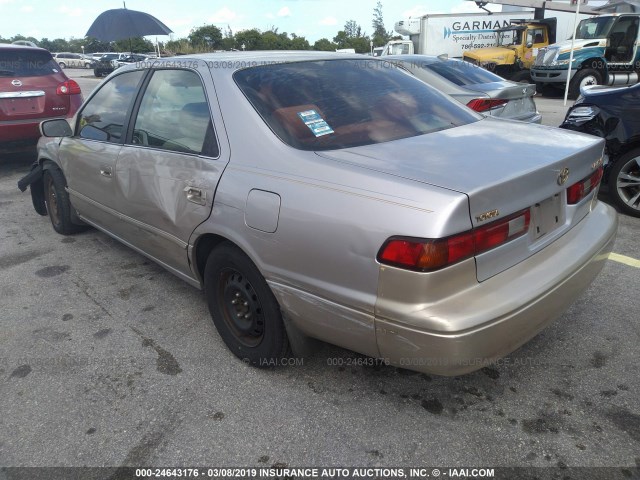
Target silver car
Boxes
[387,54,542,123]
[20,52,616,376]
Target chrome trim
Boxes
[0,90,46,99]
[67,187,188,249]
[557,167,570,186]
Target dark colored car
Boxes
[561,83,640,217]
[93,53,122,77]
[112,54,148,70]
[0,44,83,150]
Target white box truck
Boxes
[381,11,536,58]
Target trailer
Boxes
[381,11,536,58]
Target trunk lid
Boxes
[465,81,537,119]
[317,117,605,280]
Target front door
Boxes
[62,69,146,231]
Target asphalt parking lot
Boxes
[1,69,639,475]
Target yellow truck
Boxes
[462,18,561,82]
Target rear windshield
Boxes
[423,60,504,86]
[234,59,479,151]
[0,49,59,77]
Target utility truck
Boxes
[381,11,536,58]
[462,17,575,81]
[531,10,640,96]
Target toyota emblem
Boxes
[11,79,22,87]
[557,167,570,186]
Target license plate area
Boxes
[532,194,563,239]
[0,92,46,116]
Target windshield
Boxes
[234,59,479,151]
[0,49,59,77]
[496,29,521,47]
[576,17,616,39]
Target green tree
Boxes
[221,26,235,50]
[259,29,290,50]
[343,20,362,38]
[372,1,391,47]
[188,25,223,50]
[333,20,371,53]
[113,37,154,53]
[83,37,112,53]
[313,38,337,51]
[234,29,262,50]
[290,33,310,50]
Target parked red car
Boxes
[0,44,82,150]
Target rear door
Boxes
[0,48,69,131]
[112,64,230,277]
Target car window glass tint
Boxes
[0,50,59,77]
[132,69,217,156]
[78,70,144,143]
[423,60,504,86]
[234,59,480,151]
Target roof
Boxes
[0,43,47,52]
[594,0,640,12]
[159,50,367,67]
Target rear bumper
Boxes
[374,201,618,376]
[1,109,79,146]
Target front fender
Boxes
[17,162,47,216]
[18,136,64,217]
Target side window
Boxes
[528,28,545,45]
[77,70,144,143]
[131,69,218,156]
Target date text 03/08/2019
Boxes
[134,467,496,478]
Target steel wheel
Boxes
[218,268,265,347]
[204,242,290,365]
[42,167,86,234]
[569,68,602,98]
[579,74,599,89]
[610,151,640,217]
[45,173,61,228]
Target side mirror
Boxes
[526,42,533,48]
[40,118,73,137]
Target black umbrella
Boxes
[86,4,172,49]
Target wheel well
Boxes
[579,57,606,75]
[193,233,232,282]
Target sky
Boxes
[0,0,504,43]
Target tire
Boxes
[607,149,640,217]
[204,242,289,366]
[43,168,85,235]
[58,62,66,69]
[569,68,602,99]
[510,70,532,83]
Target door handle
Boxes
[184,186,206,205]
[100,166,112,177]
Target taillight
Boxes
[377,209,530,272]
[56,80,82,96]
[567,167,603,204]
[466,98,508,112]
